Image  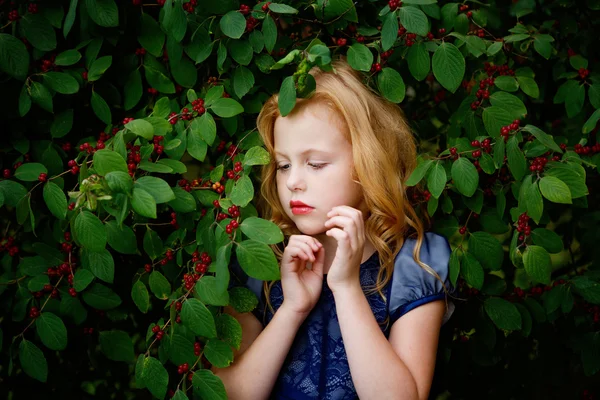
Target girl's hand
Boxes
[279,235,325,317]
[324,206,366,293]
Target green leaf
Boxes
[93,149,128,176]
[87,55,112,82]
[583,109,600,134]
[141,357,169,400]
[168,186,197,213]
[131,187,157,218]
[28,275,49,292]
[73,269,94,292]
[132,281,150,313]
[187,130,208,162]
[451,157,478,197]
[105,221,137,254]
[63,0,78,38]
[220,10,246,39]
[539,176,572,204]
[399,6,429,36]
[105,171,133,194]
[19,340,48,383]
[406,159,433,186]
[506,136,527,181]
[0,34,30,80]
[181,298,217,338]
[525,181,543,224]
[489,91,527,120]
[138,160,174,173]
[520,125,562,153]
[229,38,253,66]
[516,76,539,98]
[482,106,514,137]
[565,82,585,118]
[204,339,233,368]
[21,14,57,51]
[51,109,74,138]
[381,12,398,51]
[262,14,277,53]
[195,276,229,306]
[124,69,143,111]
[190,112,217,146]
[43,182,67,220]
[461,252,484,290]
[134,177,175,204]
[432,42,465,93]
[377,67,406,103]
[19,84,32,116]
[427,162,446,199]
[85,0,119,27]
[494,76,519,92]
[54,49,81,66]
[149,271,171,299]
[230,175,254,207]
[100,330,134,362]
[533,35,552,59]
[81,283,122,310]
[239,217,284,244]
[468,231,503,271]
[82,248,114,284]
[157,159,186,173]
[36,312,67,350]
[531,228,563,254]
[407,42,430,81]
[210,98,244,118]
[145,66,175,94]
[30,82,53,113]
[278,76,296,117]
[523,245,551,284]
[91,91,112,124]
[268,3,299,13]
[15,163,47,181]
[347,43,373,72]
[74,211,107,251]
[191,370,227,400]
[484,297,522,331]
[236,240,281,280]
[233,65,255,99]
[143,227,163,260]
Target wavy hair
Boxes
[253,56,451,329]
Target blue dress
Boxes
[229,231,455,400]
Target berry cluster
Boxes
[152,135,165,155]
[159,249,175,266]
[388,0,402,11]
[459,226,467,235]
[151,325,165,340]
[246,16,259,32]
[438,28,446,35]
[177,363,190,374]
[29,307,40,318]
[433,89,446,104]
[578,68,590,80]
[239,4,250,14]
[574,143,600,155]
[207,76,218,86]
[567,48,576,57]
[411,189,431,203]
[370,62,382,73]
[516,212,531,241]
[458,4,472,18]
[135,47,146,57]
[262,1,272,11]
[194,342,202,356]
[182,0,197,12]
[469,77,495,110]
[178,178,195,192]
[225,219,239,235]
[183,272,200,290]
[157,0,165,5]
[126,143,142,176]
[529,156,549,172]
[500,119,521,141]
[485,62,515,77]
[62,142,72,152]
[83,327,94,335]
[8,9,19,21]
[40,55,57,72]
[336,37,347,47]
[147,87,158,96]
[192,98,206,115]
[169,212,178,228]
[0,236,19,257]
[398,26,406,36]
[38,173,48,182]
[405,32,417,47]
[144,263,152,273]
[226,143,240,158]
[470,139,491,159]
[473,28,485,38]
[132,0,142,5]
[425,32,434,41]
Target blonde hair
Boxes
[254,56,450,328]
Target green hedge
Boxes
[0,0,599,398]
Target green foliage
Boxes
[1,0,600,398]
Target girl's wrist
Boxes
[279,302,312,323]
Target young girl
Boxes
[213,57,455,400]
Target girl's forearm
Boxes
[333,284,420,400]
[212,304,307,400]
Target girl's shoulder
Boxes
[388,231,455,323]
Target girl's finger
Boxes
[310,247,325,276]
[325,216,357,252]
[326,227,352,255]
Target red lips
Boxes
[290,200,312,208]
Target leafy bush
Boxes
[1,0,599,398]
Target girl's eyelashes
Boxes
[276,163,327,172]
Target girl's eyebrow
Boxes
[275,148,332,156]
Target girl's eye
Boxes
[276,163,326,171]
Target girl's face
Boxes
[273,103,365,236]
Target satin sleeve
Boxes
[388,232,455,326]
